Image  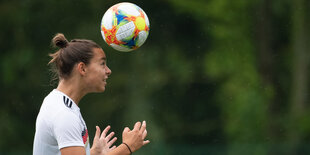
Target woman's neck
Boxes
[56,78,87,106]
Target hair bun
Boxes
[52,33,68,48]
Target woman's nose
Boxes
[106,66,112,75]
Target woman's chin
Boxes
[98,86,106,92]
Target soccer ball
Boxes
[100,2,150,52]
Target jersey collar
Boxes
[53,89,80,112]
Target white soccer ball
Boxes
[100,2,150,52]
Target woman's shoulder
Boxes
[40,89,80,121]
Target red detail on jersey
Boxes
[82,129,88,144]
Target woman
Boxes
[33,33,149,155]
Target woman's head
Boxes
[49,33,100,79]
[49,33,111,92]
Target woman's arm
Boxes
[61,121,149,155]
[60,125,116,155]
[61,146,86,155]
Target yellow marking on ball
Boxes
[136,17,146,31]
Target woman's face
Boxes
[84,48,111,92]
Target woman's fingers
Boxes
[107,137,117,147]
[140,121,146,133]
[142,129,147,139]
[105,131,115,141]
[133,121,142,131]
[100,125,111,139]
[143,140,150,145]
[123,127,130,133]
[110,145,117,150]
[94,126,101,139]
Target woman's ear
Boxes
[77,62,86,76]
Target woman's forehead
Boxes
[93,48,106,60]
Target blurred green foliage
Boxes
[0,0,310,154]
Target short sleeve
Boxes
[52,110,84,149]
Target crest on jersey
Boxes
[82,128,89,147]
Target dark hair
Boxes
[48,33,101,80]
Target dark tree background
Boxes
[0,0,309,154]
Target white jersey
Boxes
[33,89,90,155]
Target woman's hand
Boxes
[122,121,150,153]
[91,125,117,155]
